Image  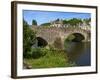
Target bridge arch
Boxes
[32,27,89,49]
[66,33,85,42]
[62,30,88,43]
[36,37,48,47]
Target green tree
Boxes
[63,20,69,24]
[68,18,82,26]
[56,18,60,21]
[41,22,51,26]
[83,18,91,25]
[23,19,36,58]
[32,19,37,25]
[63,18,82,27]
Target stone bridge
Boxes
[32,26,90,49]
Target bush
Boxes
[23,51,32,59]
[24,49,76,68]
[23,20,36,58]
[32,48,47,59]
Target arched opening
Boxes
[36,37,48,47]
[66,33,85,42]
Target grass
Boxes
[24,48,75,69]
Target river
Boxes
[65,42,91,66]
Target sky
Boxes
[23,10,91,25]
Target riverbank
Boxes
[23,49,75,69]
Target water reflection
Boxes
[65,42,91,66]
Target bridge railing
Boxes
[31,25,91,32]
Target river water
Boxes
[65,42,91,66]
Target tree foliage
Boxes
[23,19,36,58]
[41,22,51,26]
[63,18,82,26]
[32,19,37,25]
[83,18,91,25]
